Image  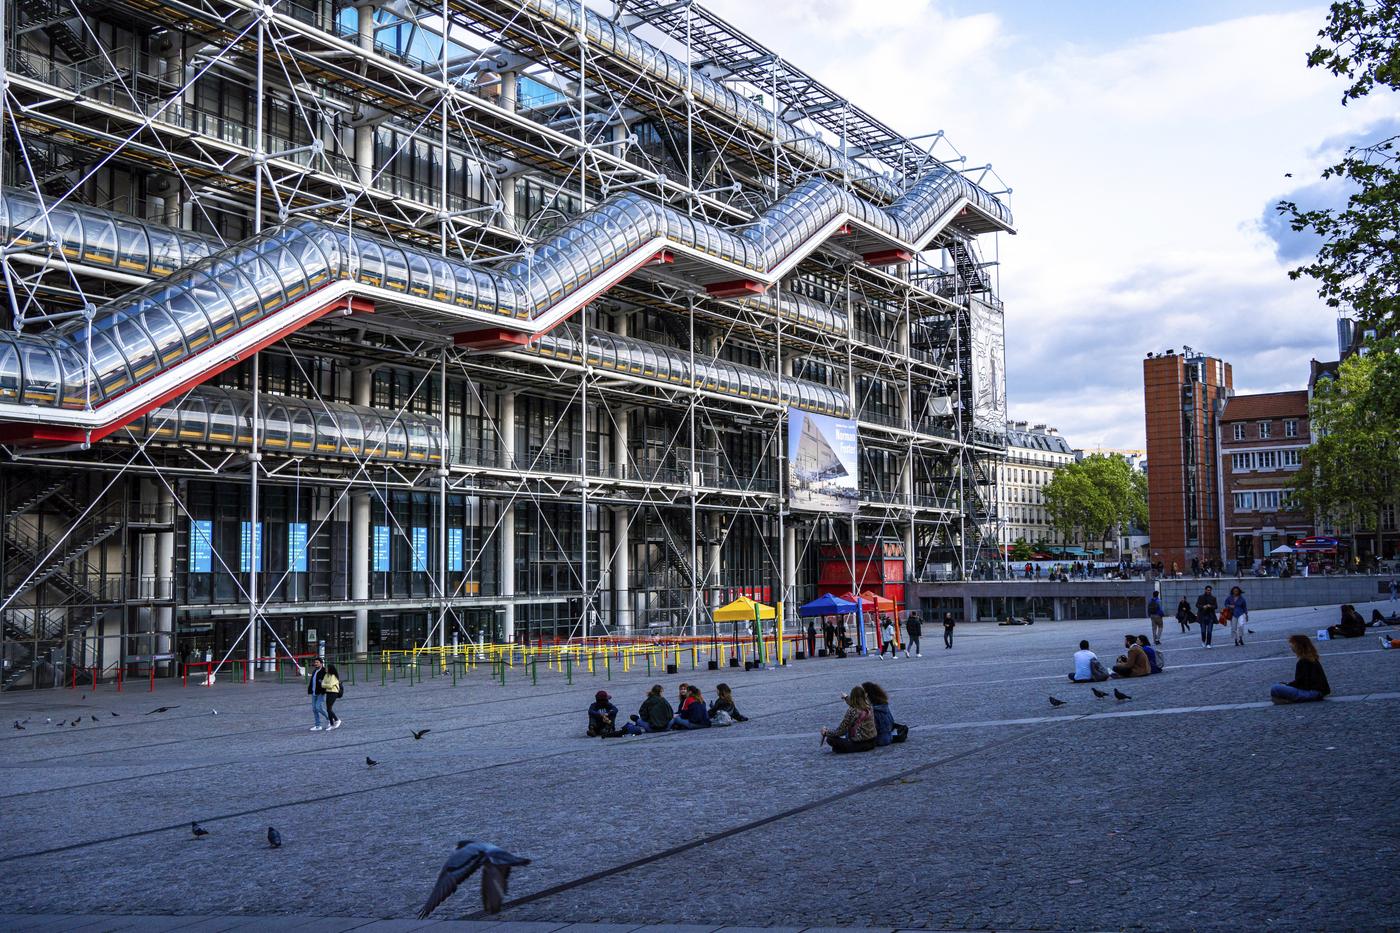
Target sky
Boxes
[692,0,1391,449]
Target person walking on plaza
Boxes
[1176,596,1194,634]
[1270,635,1331,704]
[307,657,329,731]
[904,613,923,657]
[1226,586,1249,646]
[1389,577,1397,601]
[1148,590,1165,645]
[322,664,343,730]
[878,616,898,659]
[1196,585,1218,648]
[942,612,956,649]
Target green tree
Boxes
[1277,1,1399,337]
[1292,344,1400,553]
[1009,537,1034,562]
[1043,455,1146,553]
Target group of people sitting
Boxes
[1069,634,1165,682]
[586,682,749,737]
[819,682,909,753]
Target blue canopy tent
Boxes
[799,593,859,657]
[798,593,859,617]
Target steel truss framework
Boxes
[0,0,1010,689]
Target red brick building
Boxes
[1143,350,1232,571]
[1219,391,1314,565]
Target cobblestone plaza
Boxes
[2,600,1397,931]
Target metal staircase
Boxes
[16,0,91,64]
[1,476,117,690]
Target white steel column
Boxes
[350,367,372,655]
[154,485,175,664]
[612,507,630,635]
[499,391,516,644]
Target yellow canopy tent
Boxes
[713,596,775,621]
[713,596,775,665]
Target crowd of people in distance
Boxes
[586,681,752,737]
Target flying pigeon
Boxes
[147,706,179,715]
[267,826,282,848]
[411,729,432,741]
[190,821,210,838]
[417,841,531,918]
[1048,696,1067,708]
[1114,688,1132,701]
[1091,687,1109,699]
[366,756,379,767]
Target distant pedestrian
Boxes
[822,619,835,655]
[1191,557,1201,578]
[1195,585,1218,647]
[1148,590,1165,645]
[806,619,817,657]
[1390,578,1398,601]
[1176,596,1194,633]
[878,616,898,659]
[1226,586,1249,646]
[307,657,329,731]
[904,613,923,657]
[323,664,343,729]
[1270,635,1331,704]
[942,612,956,649]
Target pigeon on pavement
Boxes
[417,841,531,918]
[90,716,98,722]
[267,827,282,848]
[1114,689,1132,701]
[190,821,210,838]
[1048,696,1067,707]
[110,712,119,717]
[13,722,23,730]
[411,729,431,740]
[1091,688,1109,699]
[366,757,379,767]
[147,706,179,715]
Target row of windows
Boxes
[1231,419,1300,441]
[1232,490,1297,513]
[1230,449,1302,472]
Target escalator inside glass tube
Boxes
[0,152,1001,441]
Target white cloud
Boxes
[701,1,1387,447]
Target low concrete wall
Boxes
[908,575,1393,622]
[1154,575,1391,612]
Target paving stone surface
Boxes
[1,600,1398,931]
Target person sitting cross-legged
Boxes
[862,681,909,746]
[1112,634,1151,678]
[617,684,673,735]
[1069,640,1110,683]
[670,685,711,730]
[1270,635,1331,704]
[820,685,878,754]
[587,691,619,737]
